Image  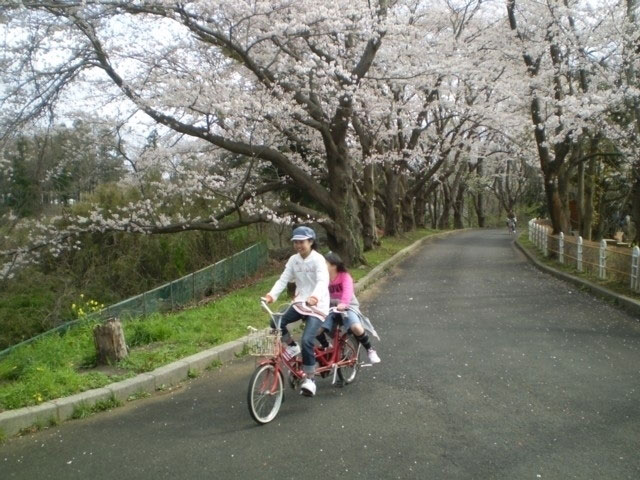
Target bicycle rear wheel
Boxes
[247,363,283,424]
[337,335,361,384]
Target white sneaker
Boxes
[283,343,301,360]
[367,348,381,364]
[300,378,316,397]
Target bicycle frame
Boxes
[258,299,362,387]
[247,299,366,423]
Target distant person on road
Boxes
[264,226,329,397]
[507,211,517,234]
[316,252,381,364]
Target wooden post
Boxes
[632,246,640,292]
[93,317,128,365]
[599,239,607,280]
[577,236,583,272]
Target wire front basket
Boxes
[246,328,281,357]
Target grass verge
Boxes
[518,235,640,301]
[0,228,442,412]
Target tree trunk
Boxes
[327,206,362,266]
[414,187,428,228]
[475,158,486,227]
[453,183,466,229]
[472,194,486,228]
[430,190,439,229]
[93,318,128,365]
[528,92,571,234]
[544,175,569,234]
[576,159,585,234]
[384,165,401,236]
[437,184,452,229]
[401,196,416,232]
[400,177,416,232]
[360,163,379,251]
[325,146,363,266]
[440,160,466,230]
[557,163,572,233]
[596,179,607,240]
[582,157,597,240]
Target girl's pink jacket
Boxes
[329,272,357,307]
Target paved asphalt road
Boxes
[2,230,639,480]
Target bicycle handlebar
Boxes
[260,298,309,314]
[260,299,314,329]
[259,297,273,315]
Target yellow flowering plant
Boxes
[71,295,105,319]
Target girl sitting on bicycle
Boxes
[264,226,329,397]
[316,252,381,364]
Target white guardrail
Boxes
[528,219,640,293]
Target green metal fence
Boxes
[100,242,267,319]
[0,243,268,358]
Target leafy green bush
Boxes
[0,223,263,349]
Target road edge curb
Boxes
[0,229,469,438]
[514,238,640,318]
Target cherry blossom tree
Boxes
[1,0,636,280]
[505,0,637,234]
[1,0,406,271]
[350,0,497,235]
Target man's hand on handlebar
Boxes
[336,303,348,311]
[263,294,274,304]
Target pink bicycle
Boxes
[246,299,364,424]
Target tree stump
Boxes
[93,317,128,365]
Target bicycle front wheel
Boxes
[337,335,361,384]
[247,363,284,425]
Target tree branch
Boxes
[69,13,335,212]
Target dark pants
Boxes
[278,306,323,375]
